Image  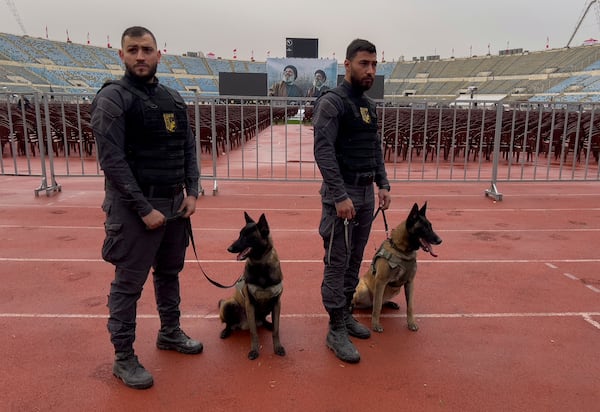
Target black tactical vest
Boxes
[105,79,188,186]
[326,87,379,173]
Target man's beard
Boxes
[350,69,373,92]
[125,62,158,83]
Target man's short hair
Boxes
[284,65,298,80]
[345,39,376,60]
[121,26,157,47]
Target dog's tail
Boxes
[219,299,243,324]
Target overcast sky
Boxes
[2,0,600,62]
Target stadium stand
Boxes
[2,31,600,103]
[205,58,233,75]
[3,49,600,176]
[231,60,247,73]
[180,56,210,75]
[0,34,33,62]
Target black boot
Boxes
[326,308,360,364]
[157,327,203,354]
[345,309,371,339]
[113,351,154,389]
[345,293,371,339]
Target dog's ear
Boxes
[410,203,419,216]
[257,213,270,237]
[244,211,254,224]
[419,202,428,216]
[407,203,419,225]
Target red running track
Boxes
[1,175,599,411]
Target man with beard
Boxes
[313,39,391,364]
[269,64,303,98]
[306,69,330,98]
[91,26,202,389]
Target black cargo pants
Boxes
[101,190,189,353]
[318,184,375,312]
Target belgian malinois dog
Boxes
[352,202,442,333]
[218,212,286,360]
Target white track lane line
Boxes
[2,312,600,322]
[2,257,600,264]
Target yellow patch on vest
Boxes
[360,107,371,124]
[163,113,177,132]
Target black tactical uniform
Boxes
[91,73,201,364]
[313,80,390,362]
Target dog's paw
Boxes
[274,345,286,357]
[383,301,400,310]
[220,328,232,339]
[407,322,419,332]
[372,324,384,333]
[248,349,259,360]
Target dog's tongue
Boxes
[420,239,438,258]
[237,247,252,261]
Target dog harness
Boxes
[371,239,417,275]
[237,279,283,301]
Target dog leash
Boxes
[336,206,389,260]
[180,216,242,289]
[372,206,390,239]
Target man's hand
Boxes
[142,209,166,230]
[335,198,355,220]
[179,195,197,218]
[378,188,391,210]
[142,196,197,230]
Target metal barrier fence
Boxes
[2,92,599,198]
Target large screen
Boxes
[286,38,318,58]
[266,58,337,97]
[218,72,268,96]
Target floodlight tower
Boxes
[567,0,600,47]
[3,0,27,35]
